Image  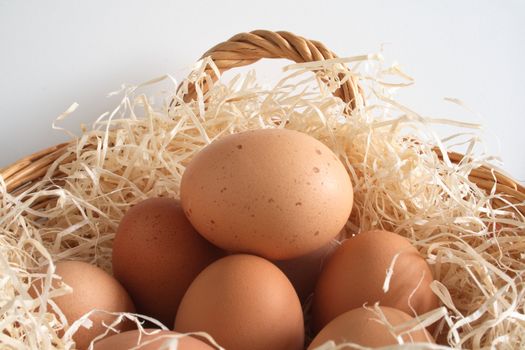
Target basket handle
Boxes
[182,30,362,109]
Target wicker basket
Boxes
[2,30,524,208]
[1,30,524,348]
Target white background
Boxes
[1,0,524,182]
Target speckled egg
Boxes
[112,198,223,326]
[180,128,353,260]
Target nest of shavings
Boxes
[0,54,524,350]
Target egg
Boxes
[308,306,434,349]
[112,198,223,326]
[274,239,339,302]
[174,254,304,350]
[93,329,213,350]
[180,128,353,260]
[31,261,135,350]
[313,230,439,331]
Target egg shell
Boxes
[313,230,439,331]
[31,261,135,350]
[308,306,434,349]
[174,254,304,350]
[112,198,224,326]
[93,329,214,350]
[273,239,339,302]
[180,128,353,260]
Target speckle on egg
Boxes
[180,129,353,260]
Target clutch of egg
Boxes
[44,129,438,349]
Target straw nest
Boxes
[1,31,524,350]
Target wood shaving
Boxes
[0,54,524,349]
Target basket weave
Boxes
[1,30,524,215]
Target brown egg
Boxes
[93,329,213,350]
[31,261,135,350]
[112,198,223,326]
[180,129,353,260]
[274,239,339,302]
[308,306,434,349]
[313,230,439,331]
[174,254,304,350]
